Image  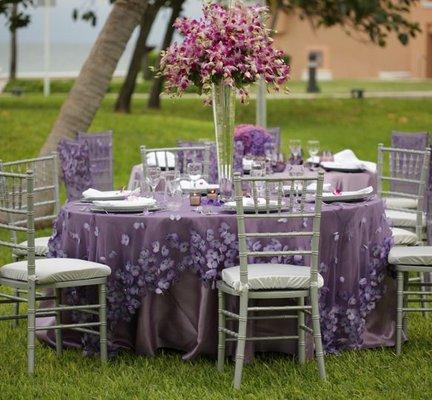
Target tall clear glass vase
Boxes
[212,83,236,182]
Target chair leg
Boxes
[297,296,306,365]
[217,289,226,372]
[54,288,63,356]
[402,273,408,335]
[396,271,404,355]
[233,292,248,390]
[12,289,20,328]
[98,283,108,363]
[419,273,428,318]
[310,287,326,380]
[27,283,36,375]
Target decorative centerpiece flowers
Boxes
[234,124,274,157]
[159,1,290,180]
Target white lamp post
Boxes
[38,0,55,97]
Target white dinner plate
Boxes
[307,186,374,203]
[320,161,364,172]
[81,190,131,202]
[222,199,287,213]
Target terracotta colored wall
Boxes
[273,7,432,79]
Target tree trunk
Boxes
[40,0,149,156]
[114,0,164,113]
[9,3,17,81]
[148,0,184,109]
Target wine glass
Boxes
[307,140,320,169]
[166,178,183,211]
[146,166,161,197]
[187,162,203,188]
[289,139,302,160]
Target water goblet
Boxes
[146,166,161,198]
[307,140,320,169]
[289,139,302,166]
[187,162,203,188]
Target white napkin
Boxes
[323,186,373,198]
[242,158,254,170]
[82,188,131,199]
[93,197,156,208]
[333,149,377,173]
[147,151,175,168]
[180,179,218,191]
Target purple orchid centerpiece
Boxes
[159,1,290,183]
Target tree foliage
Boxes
[0,0,34,31]
[276,0,421,46]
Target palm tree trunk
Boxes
[40,0,149,156]
[114,0,164,113]
[148,0,184,109]
[9,3,17,81]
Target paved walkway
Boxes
[108,90,432,101]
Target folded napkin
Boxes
[93,197,156,208]
[323,186,373,198]
[180,179,218,191]
[82,188,131,199]
[242,158,254,170]
[332,149,377,173]
[147,151,175,168]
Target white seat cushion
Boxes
[221,263,324,291]
[385,210,426,228]
[0,258,111,284]
[391,228,418,246]
[388,246,432,266]
[13,236,50,257]
[384,197,418,210]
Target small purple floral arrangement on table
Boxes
[234,124,274,157]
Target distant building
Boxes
[274,2,432,80]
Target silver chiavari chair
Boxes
[140,144,211,185]
[0,153,61,325]
[378,144,431,316]
[377,144,431,246]
[0,152,60,259]
[0,170,111,375]
[217,171,326,389]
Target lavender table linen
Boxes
[40,194,394,360]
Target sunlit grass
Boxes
[0,94,432,398]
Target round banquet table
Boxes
[39,193,395,360]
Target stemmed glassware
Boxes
[289,139,302,161]
[187,162,203,188]
[146,166,161,197]
[165,176,183,211]
[307,140,320,169]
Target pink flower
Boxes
[159,1,290,102]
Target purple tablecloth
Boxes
[40,193,394,359]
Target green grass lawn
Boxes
[1,94,432,399]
